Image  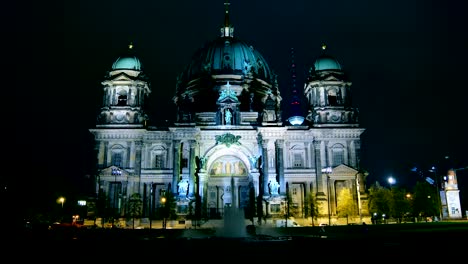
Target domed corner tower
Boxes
[96,43,152,128]
[304,44,359,128]
[172,1,282,127]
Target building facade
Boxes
[89,2,368,226]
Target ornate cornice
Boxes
[89,129,146,140]
[312,128,365,139]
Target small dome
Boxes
[313,44,342,71]
[112,56,142,70]
[111,43,142,71]
[314,55,342,71]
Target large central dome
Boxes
[178,37,274,83]
[172,2,281,124]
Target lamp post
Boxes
[149,184,153,230]
[322,167,332,226]
[356,173,362,222]
[161,196,167,229]
[111,167,122,226]
[58,197,65,208]
[429,166,443,221]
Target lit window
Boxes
[271,204,281,213]
[332,147,344,166]
[155,155,163,169]
[293,153,303,167]
[112,153,123,167]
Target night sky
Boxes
[9,1,468,212]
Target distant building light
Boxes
[288,116,304,126]
[77,200,87,206]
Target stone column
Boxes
[275,139,285,194]
[172,140,181,194]
[231,177,238,208]
[95,141,103,170]
[309,141,315,169]
[314,140,324,193]
[126,145,131,168]
[305,181,310,197]
[133,141,143,194]
[330,178,336,216]
[251,172,260,197]
[261,139,270,196]
[103,141,109,167]
[188,140,196,197]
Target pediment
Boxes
[111,72,135,82]
[99,166,130,177]
[218,97,239,104]
[324,75,340,82]
[330,164,358,176]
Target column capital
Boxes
[313,140,321,149]
[275,139,284,148]
[135,141,143,149]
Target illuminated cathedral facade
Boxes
[89,1,369,226]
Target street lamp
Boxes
[429,166,443,221]
[387,176,396,188]
[161,196,167,229]
[355,173,362,222]
[111,167,122,225]
[58,197,65,208]
[322,167,332,226]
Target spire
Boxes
[224,0,230,28]
[220,0,234,38]
[287,47,305,126]
[290,47,297,95]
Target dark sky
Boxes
[9,0,468,210]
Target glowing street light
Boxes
[356,173,363,222]
[387,176,396,188]
[58,197,65,208]
[429,166,443,220]
[161,196,167,229]
[322,167,333,226]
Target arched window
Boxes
[327,89,338,106]
[155,154,163,169]
[117,94,127,106]
[331,144,345,167]
[112,152,123,167]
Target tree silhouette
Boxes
[336,188,355,224]
[128,193,143,229]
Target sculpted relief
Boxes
[209,156,248,176]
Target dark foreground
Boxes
[11,221,468,260]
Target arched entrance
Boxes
[205,155,253,219]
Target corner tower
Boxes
[304,44,359,127]
[96,43,151,128]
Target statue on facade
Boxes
[269,179,280,195]
[225,109,232,125]
[178,180,188,196]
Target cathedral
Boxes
[89,1,368,226]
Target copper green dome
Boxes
[179,37,274,83]
[314,55,342,71]
[111,43,142,71]
[312,44,342,71]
